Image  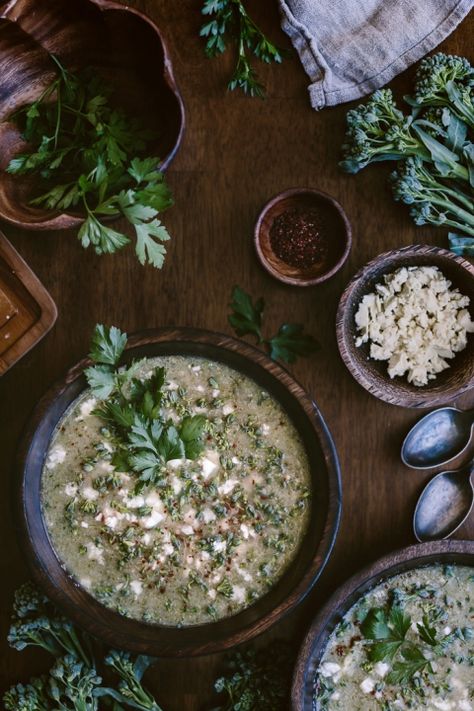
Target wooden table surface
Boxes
[0,2,472,708]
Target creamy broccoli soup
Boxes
[41,356,311,626]
[315,564,474,710]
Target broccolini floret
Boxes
[104,650,163,710]
[407,53,474,129]
[7,582,92,665]
[3,678,50,711]
[391,157,474,236]
[48,654,102,711]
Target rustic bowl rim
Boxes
[0,0,185,231]
[17,326,342,657]
[336,244,474,408]
[254,187,352,287]
[291,538,474,711]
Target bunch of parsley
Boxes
[200,0,284,97]
[228,286,318,363]
[84,325,206,493]
[7,57,173,268]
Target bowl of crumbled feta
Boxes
[291,539,474,711]
[17,327,341,657]
[336,245,474,407]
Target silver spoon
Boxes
[402,406,474,469]
[413,460,474,542]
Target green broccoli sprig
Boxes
[4,582,164,711]
[340,88,469,181]
[7,582,92,665]
[406,53,474,129]
[391,156,474,236]
[99,651,163,711]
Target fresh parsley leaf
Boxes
[268,323,318,363]
[417,615,439,646]
[89,325,127,366]
[180,415,206,459]
[228,286,317,365]
[228,286,264,340]
[386,645,432,684]
[7,58,173,269]
[200,0,285,97]
[156,426,185,461]
[83,364,116,399]
[361,606,411,663]
[134,218,170,269]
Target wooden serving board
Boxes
[0,231,56,374]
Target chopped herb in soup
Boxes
[315,564,474,710]
[41,355,311,626]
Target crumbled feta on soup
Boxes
[354,266,473,386]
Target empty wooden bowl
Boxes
[17,328,342,657]
[336,245,474,408]
[291,539,474,710]
[0,0,184,230]
[254,188,352,286]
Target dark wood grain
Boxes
[337,245,474,408]
[291,539,474,710]
[0,1,472,708]
[254,188,351,286]
[18,327,341,657]
[0,0,185,229]
[0,231,56,374]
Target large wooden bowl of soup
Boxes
[17,328,342,657]
[292,540,474,711]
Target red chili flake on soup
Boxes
[269,209,328,269]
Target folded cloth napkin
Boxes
[279,0,473,109]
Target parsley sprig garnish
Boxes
[7,58,173,267]
[360,605,441,684]
[228,286,318,363]
[200,0,284,97]
[84,325,206,492]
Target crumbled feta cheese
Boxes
[222,404,234,416]
[80,521,89,529]
[46,446,67,469]
[208,588,217,600]
[140,510,165,529]
[202,508,216,523]
[168,458,185,469]
[163,543,174,556]
[319,662,341,678]
[240,523,250,539]
[79,577,91,589]
[181,525,195,536]
[127,495,145,509]
[218,478,238,495]
[261,423,270,435]
[374,661,390,678]
[86,542,104,565]
[82,486,99,501]
[130,580,143,597]
[443,626,452,636]
[75,398,97,421]
[213,539,226,553]
[354,266,474,386]
[64,482,78,497]
[232,585,246,603]
[458,701,472,711]
[201,455,218,478]
[360,677,375,694]
[432,700,453,711]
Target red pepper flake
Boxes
[270,208,328,269]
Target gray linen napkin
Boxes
[279,0,473,109]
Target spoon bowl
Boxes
[402,407,474,469]
[413,461,474,542]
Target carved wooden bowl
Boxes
[0,0,185,230]
[336,245,474,408]
[17,328,342,657]
[254,188,352,287]
[291,539,474,710]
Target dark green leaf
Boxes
[88,324,127,366]
[228,286,264,340]
[268,324,318,363]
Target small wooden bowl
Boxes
[17,328,342,657]
[0,0,185,230]
[254,188,352,286]
[336,245,474,408]
[291,539,474,711]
